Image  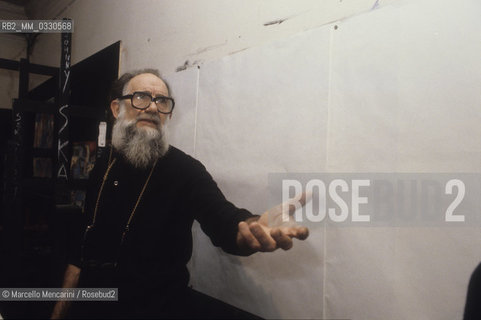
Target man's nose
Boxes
[144,99,158,113]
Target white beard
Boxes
[111,109,169,168]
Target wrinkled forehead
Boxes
[124,73,169,96]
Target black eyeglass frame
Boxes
[118,91,175,114]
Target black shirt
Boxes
[464,262,481,320]
[69,146,253,314]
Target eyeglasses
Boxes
[118,91,175,114]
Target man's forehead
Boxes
[126,73,168,94]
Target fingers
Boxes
[295,226,309,240]
[250,222,277,252]
[270,228,293,250]
[238,221,310,253]
[282,226,310,240]
[238,221,277,252]
[238,221,261,251]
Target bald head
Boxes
[110,72,172,129]
[110,68,170,102]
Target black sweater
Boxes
[69,146,253,307]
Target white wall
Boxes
[29,0,397,73]
[167,1,481,318]
[6,0,394,108]
[25,0,481,319]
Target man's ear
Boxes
[110,100,120,119]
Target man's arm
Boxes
[51,264,81,319]
[185,153,309,254]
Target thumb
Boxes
[260,191,312,227]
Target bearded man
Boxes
[51,69,308,319]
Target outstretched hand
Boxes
[236,193,310,253]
